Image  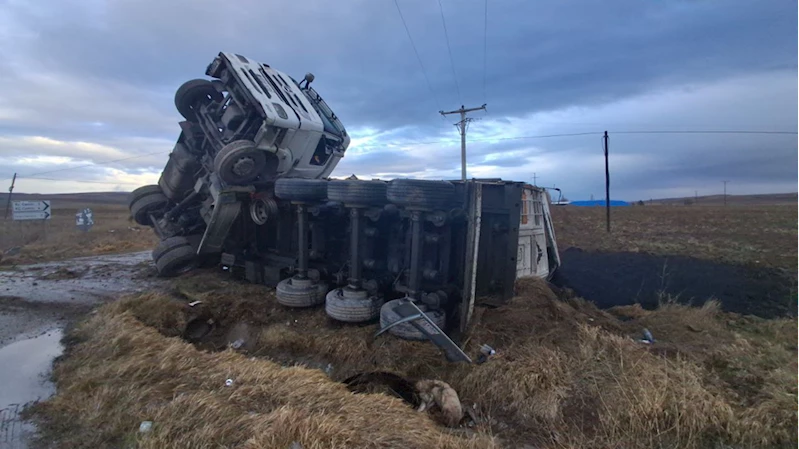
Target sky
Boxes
[0,0,796,200]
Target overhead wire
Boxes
[611,130,797,135]
[482,0,488,108]
[437,0,462,105]
[18,150,167,179]
[391,0,446,122]
[23,176,145,186]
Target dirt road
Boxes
[0,251,161,448]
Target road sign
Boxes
[12,200,50,212]
[76,208,94,232]
[12,210,51,220]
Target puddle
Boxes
[0,329,63,448]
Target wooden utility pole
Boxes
[4,173,17,220]
[603,131,610,233]
[440,104,487,180]
[722,180,729,206]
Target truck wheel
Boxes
[327,180,388,206]
[214,140,269,185]
[152,236,198,277]
[129,185,168,226]
[387,179,455,210]
[379,299,446,341]
[175,79,222,122]
[325,288,383,323]
[276,277,328,307]
[274,178,328,202]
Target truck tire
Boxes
[387,179,455,210]
[276,277,328,307]
[325,288,383,323]
[129,185,168,226]
[214,140,269,185]
[327,180,388,206]
[274,178,328,202]
[175,79,222,122]
[152,236,198,277]
[379,299,446,341]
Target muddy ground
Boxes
[0,252,162,447]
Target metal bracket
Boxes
[375,299,472,363]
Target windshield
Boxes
[298,85,345,139]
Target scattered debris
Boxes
[138,421,153,433]
[225,378,234,387]
[230,339,245,350]
[476,344,496,364]
[640,328,655,344]
[187,300,202,307]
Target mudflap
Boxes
[376,299,472,363]
[198,191,242,255]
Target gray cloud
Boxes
[0,0,795,198]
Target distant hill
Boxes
[0,191,129,208]
[644,192,797,206]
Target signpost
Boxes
[76,208,94,232]
[11,201,51,221]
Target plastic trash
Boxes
[139,421,153,433]
[640,328,655,344]
[188,301,202,307]
[230,339,245,350]
[225,378,234,387]
[476,344,497,364]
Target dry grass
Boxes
[28,303,496,449]
[0,203,157,266]
[29,274,798,448]
[550,205,797,272]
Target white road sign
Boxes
[12,210,51,220]
[12,200,50,212]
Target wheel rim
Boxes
[231,156,256,177]
[250,199,270,225]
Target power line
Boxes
[392,0,444,114]
[437,0,462,104]
[612,130,797,135]
[19,150,167,178]
[400,131,602,146]
[482,0,488,106]
[23,176,145,186]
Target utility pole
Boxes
[695,190,698,203]
[722,180,729,206]
[4,173,17,220]
[440,104,487,180]
[532,173,537,186]
[603,131,610,233]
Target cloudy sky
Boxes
[0,0,796,200]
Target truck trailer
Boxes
[129,52,560,361]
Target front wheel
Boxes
[129,185,168,226]
[174,79,222,122]
[152,236,198,277]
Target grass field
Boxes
[0,202,157,266]
[550,204,797,272]
[20,202,799,448]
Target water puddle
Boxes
[0,328,63,448]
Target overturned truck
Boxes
[130,52,560,361]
